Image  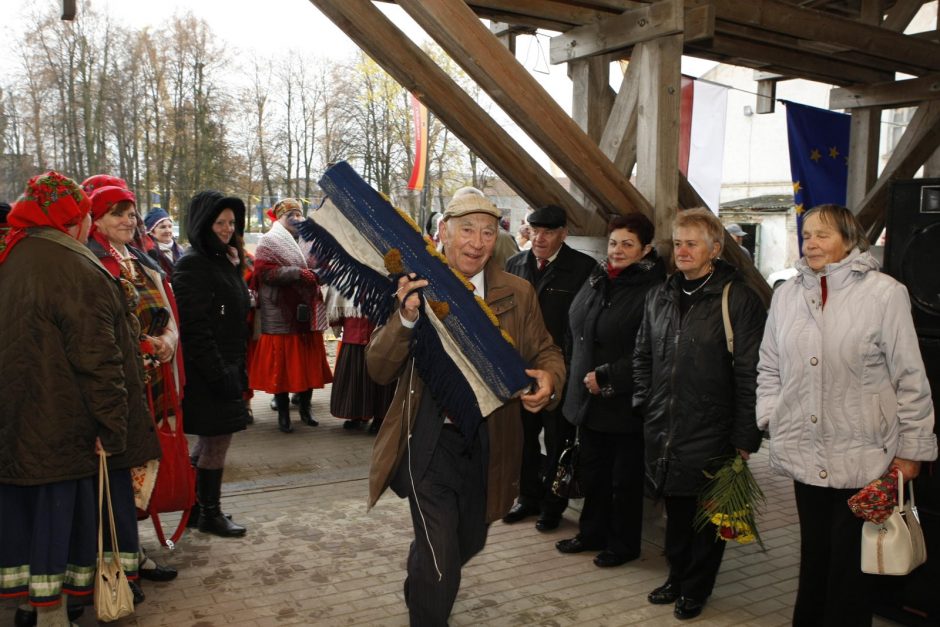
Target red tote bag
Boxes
[147,361,195,548]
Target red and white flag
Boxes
[679,76,728,214]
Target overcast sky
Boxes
[1,0,717,172]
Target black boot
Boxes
[187,454,200,528]
[298,389,318,426]
[275,392,293,433]
[196,468,246,538]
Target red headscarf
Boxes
[0,171,91,265]
[90,185,137,221]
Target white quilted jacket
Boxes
[757,249,937,489]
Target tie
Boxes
[537,258,547,271]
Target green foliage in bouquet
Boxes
[695,454,766,549]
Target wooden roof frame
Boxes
[311,0,940,301]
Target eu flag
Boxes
[784,101,850,247]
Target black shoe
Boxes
[648,581,681,605]
[535,513,560,532]
[593,549,638,568]
[343,419,366,430]
[674,596,705,620]
[13,605,84,627]
[245,405,254,425]
[275,393,293,433]
[278,413,293,433]
[290,393,300,406]
[555,535,605,554]
[502,502,539,524]
[138,561,178,582]
[129,579,145,604]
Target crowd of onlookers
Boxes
[0,169,936,626]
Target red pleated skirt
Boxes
[248,331,333,393]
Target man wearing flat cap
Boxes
[504,205,596,531]
[726,223,752,261]
[367,193,565,626]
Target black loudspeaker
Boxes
[884,179,940,338]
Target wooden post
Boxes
[569,57,614,144]
[635,34,683,249]
[846,107,881,212]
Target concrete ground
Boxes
[2,380,904,626]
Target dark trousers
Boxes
[578,427,645,557]
[792,481,874,627]
[664,495,726,601]
[519,406,574,516]
[404,427,489,627]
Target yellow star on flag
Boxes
[796,203,805,215]
[829,146,839,159]
[810,149,822,162]
[793,181,802,194]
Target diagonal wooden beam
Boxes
[708,0,940,74]
[855,100,940,240]
[881,0,926,32]
[308,0,595,231]
[829,73,940,110]
[394,0,654,224]
[599,53,641,176]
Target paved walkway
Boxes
[2,381,901,626]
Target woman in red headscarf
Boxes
[0,172,157,624]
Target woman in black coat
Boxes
[632,208,766,621]
[556,213,665,568]
[173,191,250,538]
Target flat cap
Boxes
[443,194,501,220]
[526,205,566,229]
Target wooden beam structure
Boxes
[550,0,689,64]
[846,108,881,210]
[394,0,654,228]
[308,0,596,231]
[635,34,682,245]
[855,100,940,240]
[598,54,641,176]
[830,73,940,110]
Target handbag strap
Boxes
[97,452,122,568]
[897,468,916,509]
[721,282,733,355]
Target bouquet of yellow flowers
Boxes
[696,454,765,549]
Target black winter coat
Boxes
[563,254,665,433]
[173,196,250,436]
[505,243,596,349]
[632,259,766,496]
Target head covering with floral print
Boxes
[0,171,91,265]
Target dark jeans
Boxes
[578,427,645,557]
[519,406,574,516]
[792,481,875,627]
[404,427,488,626]
[664,495,726,601]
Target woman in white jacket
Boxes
[757,204,936,627]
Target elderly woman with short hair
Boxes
[757,204,936,626]
[633,207,766,621]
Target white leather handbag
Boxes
[860,470,927,575]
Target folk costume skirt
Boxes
[249,331,333,394]
[329,342,395,422]
[0,469,138,605]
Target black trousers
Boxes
[404,427,488,627]
[792,481,875,627]
[518,406,574,516]
[664,495,726,601]
[578,427,645,557]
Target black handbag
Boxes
[551,429,583,500]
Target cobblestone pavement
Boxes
[2,379,901,626]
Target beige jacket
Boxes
[366,261,565,522]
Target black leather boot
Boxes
[275,392,293,433]
[187,454,200,528]
[298,389,318,426]
[196,468,246,538]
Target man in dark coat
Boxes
[503,205,596,530]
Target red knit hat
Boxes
[81,174,129,196]
[90,185,137,220]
